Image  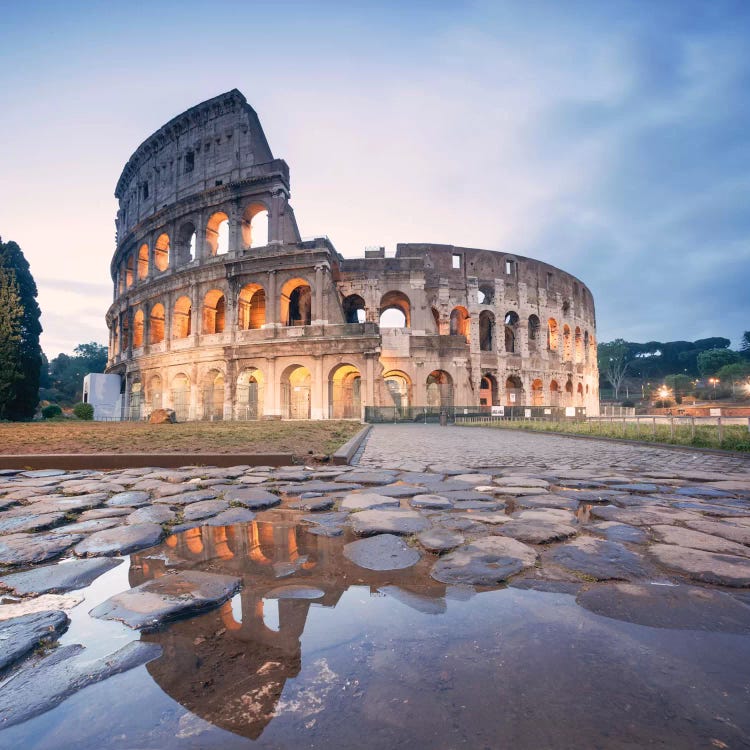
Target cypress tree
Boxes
[0,239,42,420]
[0,266,23,419]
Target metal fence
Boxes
[365,405,587,424]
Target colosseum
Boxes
[104,89,599,422]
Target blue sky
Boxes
[1,0,748,355]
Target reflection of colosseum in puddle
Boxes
[107,89,599,421]
[129,518,448,740]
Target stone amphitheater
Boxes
[105,89,599,421]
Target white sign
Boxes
[509,393,516,403]
[491,406,505,416]
[710,408,721,417]
[565,407,576,417]
[544,408,552,415]
[524,409,531,418]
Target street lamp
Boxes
[708,377,719,400]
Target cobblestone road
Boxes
[359,424,750,474]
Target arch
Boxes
[528,315,541,351]
[565,378,574,399]
[329,363,362,419]
[173,296,192,339]
[577,382,584,401]
[548,318,559,351]
[132,309,144,348]
[206,211,229,256]
[281,364,311,419]
[584,330,590,362]
[342,294,366,324]
[126,255,134,288]
[563,324,572,361]
[426,370,453,409]
[379,290,411,328]
[149,303,165,344]
[170,372,191,422]
[201,368,224,420]
[202,289,226,334]
[589,333,597,360]
[383,370,411,411]
[137,243,149,280]
[479,373,498,407]
[449,306,470,340]
[430,306,440,333]
[531,378,544,406]
[128,380,142,420]
[280,277,312,326]
[504,311,519,353]
[505,375,524,406]
[238,283,266,329]
[148,374,162,411]
[479,310,495,351]
[241,202,269,249]
[178,221,197,263]
[237,367,264,420]
[154,233,170,272]
[575,326,583,363]
[477,284,494,305]
[550,379,560,406]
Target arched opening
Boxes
[206,211,229,256]
[329,363,362,419]
[342,294,366,324]
[128,381,142,420]
[201,369,225,420]
[577,382,584,402]
[449,306,470,340]
[379,290,411,328]
[173,296,192,339]
[550,379,560,407]
[528,315,541,351]
[281,365,311,419]
[149,303,165,344]
[584,330,590,363]
[575,327,583,363]
[238,284,266,330]
[132,310,144,349]
[237,368,264,420]
[478,284,494,305]
[384,370,411,412]
[137,244,149,280]
[280,278,312,326]
[563,325,572,361]
[565,378,574,403]
[171,373,191,422]
[479,311,495,351]
[505,375,524,406]
[241,203,269,249]
[148,374,162,412]
[426,370,453,410]
[126,255,134,288]
[589,333,597,361]
[121,315,130,353]
[154,233,170,272]
[531,378,544,406]
[431,306,440,333]
[178,221,197,263]
[548,318,559,351]
[504,311,519,353]
[203,289,226,334]
[479,373,498,407]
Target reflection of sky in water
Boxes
[229,593,243,625]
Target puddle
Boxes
[2,514,750,749]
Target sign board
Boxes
[565,407,576,417]
[509,393,516,403]
[544,408,552,415]
[524,409,531,418]
[710,408,721,417]
[491,406,505,416]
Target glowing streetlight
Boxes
[708,377,719,401]
[658,386,669,399]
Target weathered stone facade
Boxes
[106,89,599,420]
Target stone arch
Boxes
[132,309,144,348]
[528,315,541,351]
[379,290,411,328]
[550,379,560,406]
[565,378,574,403]
[128,379,143,420]
[137,243,149,280]
[575,326,583,363]
[479,311,495,351]
[577,382,584,401]
[548,318,559,351]
[479,373,498,407]
[426,370,453,409]
[154,233,170,272]
[449,306,470,340]
[584,330,590,362]
[504,311,519,353]
[173,296,192,339]
[171,372,191,422]
[200,368,225,420]
[505,374,524,406]
[202,289,226,334]
[238,283,266,330]
[343,294,366,324]
[149,303,165,344]
[531,378,544,406]
[148,374,162,411]
[237,367,264,420]
[177,221,197,263]
[477,283,494,305]
[126,255,135,288]
[241,202,269,249]
[280,364,311,419]
[329,363,362,419]
[280,277,312,326]
[383,370,411,411]
[563,325,572,361]
[430,306,441,333]
[206,211,229,256]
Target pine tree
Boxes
[0,239,42,420]
[0,267,23,419]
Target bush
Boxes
[620,400,635,408]
[73,402,94,420]
[654,399,674,409]
[41,404,63,419]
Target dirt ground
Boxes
[0,420,363,457]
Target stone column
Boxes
[190,284,200,342]
[125,309,133,360]
[143,301,151,353]
[265,270,277,326]
[264,357,279,417]
[269,190,285,244]
[224,358,235,420]
[311,356,325,420]
[195,210,208,262]
[229,201,241,257]
[364,354,375,420]
[313,264,324,324]
[164,292,173,352]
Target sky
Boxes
[1,0,749,356]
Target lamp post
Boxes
[708,378,719,400]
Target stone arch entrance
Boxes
[171,373,191,422]
[426,370,453,411]
[281,365,311,419]
[236,368,264,420]
[383,370,411,416]
[329,363,362,419]
[201,369,225,421]
[505,375,524,406]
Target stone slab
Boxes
[74,523,164,557]
[431,537,537,585]
[344,534,420,570]
[0,558,122,595]
[0,610,69,672]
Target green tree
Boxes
[0,239,42,419]
[597,339,631,400]
[47,342,107,404]
[697,348,740,377]
[0,267,23,419]
[741,331,750,358]
[664,373,694,396]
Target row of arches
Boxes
[479,374,591,407]
[118,205,270,294]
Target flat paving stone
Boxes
[649,544,750,587]
[21,469,66,478]
[339,492,400,512]
[0,558,122,595]
[74,523,164,557]
[439,490,497,502]
[106,491,151,508]
[221,487,280,509]
[344,534,420,571]
[557,490,626,503]
[417,528,465,552]
[547,537,648,581]
[452,474,495,486]
[590,505,699,526]
[126,506,176,525]
[650,525,750,558]
[340,470,399,485]
[279,481,362,495]
[431,537,537,585]
[302,512,349,526]
[410,494,453,509]
[153,489,219,506]
[587,521,648,544]
[182,499,230,521]
[203,508,257,526]
[350,508,429,536]
[609,483,659,493]
[514,494,579,510]
[307,525,344,537]
[78,508,130,521]
[50,517,123,535]
[683,518,750,546]
[494,476,550,488]
[458,510,510,524]
[264,584,325,599]
[0,641,161,728]
[0,511,66,535]
[0,532,83,566]
[676,486,734,498]
[365,485,423,498]
[499,519,578,544]
[0,610,69,672]
[287,497,335,511]
[90,570,241,629]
